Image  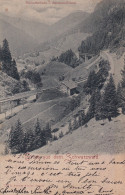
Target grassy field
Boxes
[37,61,72,78]
[1,100,57,131]
[41,77,59,89]
[37,88,67,102]
[0,96,71,146]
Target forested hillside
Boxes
[78,0,125,54]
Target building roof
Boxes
[61,80,77,89]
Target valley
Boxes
[0,48,124,155]
[0,0,125,155]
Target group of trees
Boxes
[78,6,125,55]
[63,95,81,117]
[83,59,120,121]
[78,31,108,55]
[87,75,118,121]
[67,61,125,130]
[0,39,20,80]
[22,70,42,88]
[58,49,79,68]
[86,63,125,122]
[84,60,110,94]
[9,80,30,95]
[68,110,86,132]
[117,65,125,113]
[8,119,52,153]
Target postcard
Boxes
[0,0,125,194]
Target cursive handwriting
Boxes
[0,154,124,195]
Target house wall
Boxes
[60,84,78,96]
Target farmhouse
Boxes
[60,80,78,96]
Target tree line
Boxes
[84,62,125,122]
[51,49,80,68]
[21,69,42,88]
[7,119,52,154]
[68,62,125,131]
[0,39,42,93]
[117,64,125,114]
[68,110,86,132]
[83,60,110,94]
[88,75,118,121]
[78,6,125,55]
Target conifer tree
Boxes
[34,119,43,148]
[11,59,20,80]
[120,65,125,113]
[1,39,20,80]
[23,131,34,152]
[102,75,118,120]
[22,80,29,92]
[40,129,46,146]
[44,123,52,141]
[0,45,2,61]
[1,39,12,74]
[2,39,12,64]
[117,82,122,107]
[94,90,102,120]
[121,89,125,114]
[8,120,24,153]
[88,90,97,119]
[84,70,97,94]
[121,65,125,88]
[78,110,85,127]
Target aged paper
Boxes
[0,0,125,194]
[0,153,125,195]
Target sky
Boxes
[0,0,102,24]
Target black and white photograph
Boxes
[0,0,125,156]
[0,1,125,194]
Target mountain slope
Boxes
[0,14,49,42]
[0,19,37,57]
[78,0,125,33]
[50,11,89,37]
[0,11,89,57]
[30,11,90,62]
[78,0,125,54]
[37,61,72,78]
[0,72,20,98]
[32,114,125,154]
